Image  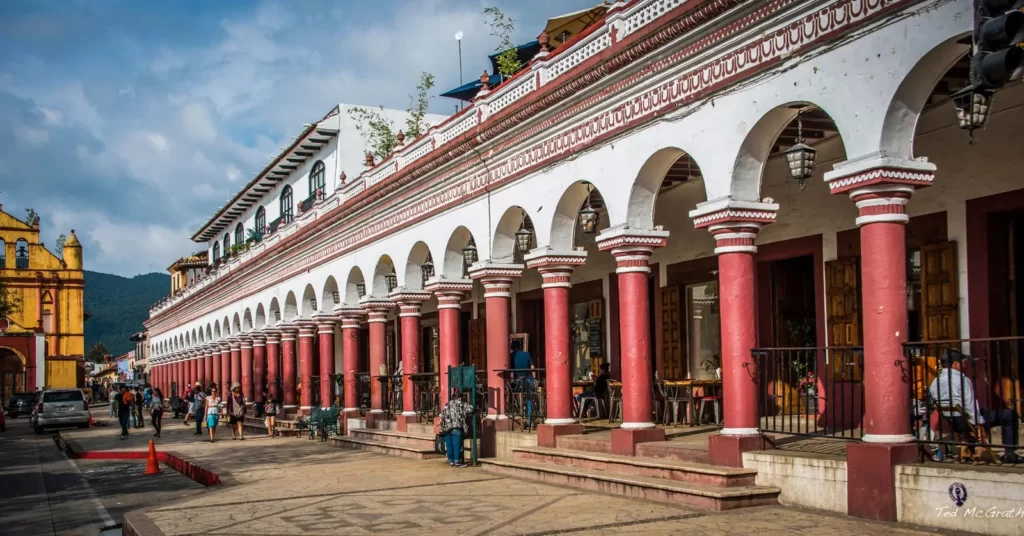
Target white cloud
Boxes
[225,164,242,182]
[38,107,63,125]
[179,102,217,143]
[14,125,49,145]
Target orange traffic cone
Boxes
[144,440,161,475]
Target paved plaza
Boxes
[51,418,964,536]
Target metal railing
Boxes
[299,192,318,213]
[355,373,371,412]
[268,216,283,234]
[15,255,28,269]
[0,255,5,269]
[906,337,1022,464]
[751,347,864,440]
[498,368,546,432]
[408,372,440,420]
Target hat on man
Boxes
[939,348,969,368]
[195,382,202,387]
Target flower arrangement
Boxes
[796,371,817,394]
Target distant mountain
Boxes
[84,271,169,356]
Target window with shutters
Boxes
[662,285,684,380]
[825,258,862,381]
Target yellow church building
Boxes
[0,204,85,400]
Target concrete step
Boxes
[555,434,612,454]
[329,435,442,460]
[511,447,756,487]
[243,416,300,430]
[479,458,779,511]
[351,428,476,450]
[636,441,710,465]
[407,422,435,436]
[242,421,301,437]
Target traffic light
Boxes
[973,0,1024,89]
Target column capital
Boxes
[424,277,472,309]
[389,288,432,317]
[237,334,253,348]
[294,319,317,337]
[824,156,936,226]
[335,306,366,328]
[596,226,669,274]
[227,337,241,350]
[262,328,282,344]
[202,345,215,357]
[690,198,778,255]
[360,297,395,322]
[469,263,522,298]
[250,331,267,346]
[312,313,338,333]
[524,247,587,269]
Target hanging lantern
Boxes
[784,109,817,190]
[421,252,435,285]
[950,85,994,134]
[462,237,478,266]
[332,290,340,303]
[579,184,599,234]
[310,298,317,311]
[515,212,533,253]
[385,270,398,292]
[274,311,281,321]
[356,281,366,297]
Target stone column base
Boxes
[297,406,313,417]
[342,409,361,435]
[536,423,583,448]
[364,411,387,430]
[611,427,665,456]
[847,442,917,521]
[396,413,421,433]
[708,433,773,467]
[480,418,513,458]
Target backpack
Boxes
[232,396,245,417]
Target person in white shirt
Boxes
[928,349,1022,463]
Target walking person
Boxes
[116,385,132,439]
[109,386,118,418]
[191,383,206,435]
[203,386,222,443]
[438,389,474,467]
[264,394,279,438]
[132,387,145,428]
[182,385,193,427]
[150,387,165,437]
[227,383,246,440]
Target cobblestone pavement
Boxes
[66,419,959,535]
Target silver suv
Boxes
[30,389,91,433]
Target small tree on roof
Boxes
[405,72,436,139]
[484,7,521,80]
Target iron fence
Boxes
[751,346,864,439]
[355,373,371,412]
[906,337,1023,464]
[498,368,546,432]
[408,372,440,420]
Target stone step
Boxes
[555,434,612,454]
[479,458,779,511]
[407,422,435,436]
[511,447,756,487]
[351,428,475,449]
[243,416,300,430]
[329,435,442,460]
[242,421,301,437]
[636,442,710,465]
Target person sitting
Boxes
[928,349,1024,464]
[576,364,611,418]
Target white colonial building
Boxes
[146,1,1024,533]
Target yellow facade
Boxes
[0,205,85,391]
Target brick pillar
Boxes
[338,308,365,433]
[314,314,337,409]
[691,199,778,467]
[279,325,298,411]
[526,249,588,447]
[264,329,281,402]
[469,264,523,427]
[361,298,394,429]
[229,338,242,390]
[240,335,253,404]
[296,320,316,414]
[390,290,431,432]
[215,343,228,392]
[597,228,669,456]
[425,279,472,406]
[825,158,935,521]
[203,346,213,387]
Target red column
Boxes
[470,267,522,425]
[426,281,471,406]
[213,344,225,391]
[314,315,337,409]
[598,230,668,456]
[229,338,242,390]
[825,160,933,521]
[264,330,281,402]
[280,326,298,409]
[240,335,253,403]
[529,254,587,447]
[175,359,183,394]
[361,300,393,427]
[189,354,198,387]
[392,291,431,432]
[297,321,316,413]
[339,310,364,412]
[252,334,267,398]
[203,348,213,387]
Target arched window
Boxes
[234,223,244,246]
[15,239,28,269]
[280,185,294,224]
[0,238,5,268]
[309,160,326,198]
[255,207,266,235]
[212,242,220,263]
[222,234,230,258]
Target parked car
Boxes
[6,392,36,418]
[30,389,91,434]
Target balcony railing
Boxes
[15,255,28,269]
[0,255,5,268]
[268,216,283,235]
[751,346,864,440]
[299,189,322,214]
[906,337,1023,464]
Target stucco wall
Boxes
[743,451,848,514]
[896,464,1024,536]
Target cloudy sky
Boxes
[0,0,596,277]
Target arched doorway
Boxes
[0,348,26,402]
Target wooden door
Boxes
[468,319,486,371]
[825,258,861,381]
[916,241,960,399]
[661,285,684,380]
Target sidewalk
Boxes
[66,418,957,535]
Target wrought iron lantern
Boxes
[421,252,435,285]
[784,109,817,190]
[356,281,366,297]
[514,211,533,253]
[274,311,281,321]
[385,270,398,292]
[462,237,478,266]
[332,290,340,303]
[950,85,994,134]
[310,298,317,311]
[578,184,599,234]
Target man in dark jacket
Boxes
[116,385,132,439]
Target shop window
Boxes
[570,299,604,382]
[685,281,721,380]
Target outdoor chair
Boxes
[577,393,605,420]
[660,382,692,426]
[931,404,998,464]
[695,388,722,425]
[607,384,623,423]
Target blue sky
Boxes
[0,0,597,276]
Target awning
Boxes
[487,40,541,74]
[440,74,504,102]
[545,5,609,47]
